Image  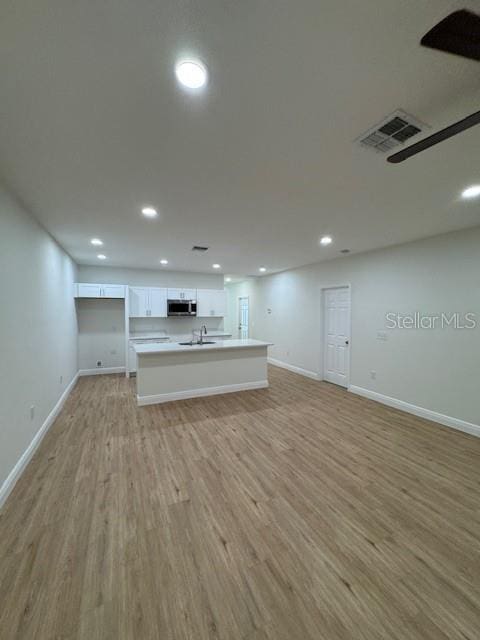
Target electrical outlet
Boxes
[97,360,103,367]
[30,405,35,420]
[370,370,377,380]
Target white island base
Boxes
[134,339,271,406]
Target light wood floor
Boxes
[1,366,480,639]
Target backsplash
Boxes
[129,316,225,339]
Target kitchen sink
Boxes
[178,340,216,346]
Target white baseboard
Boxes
[349,385,480,439]
[137,380,269,406]
[0,372,79,510]
[268,357,320,381]
[79,366,126,377]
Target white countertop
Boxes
[134,338,272,355]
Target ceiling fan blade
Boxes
[387,110,480,163]
[421,9,480,61]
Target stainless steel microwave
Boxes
[167,299,197,316]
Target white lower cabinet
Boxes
[197,289,227,317]
[128,343,138,373]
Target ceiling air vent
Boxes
[356,110,428,153]
[192,245,209,252]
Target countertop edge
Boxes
[135,340,272,355]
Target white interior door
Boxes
[238,297,249,338]
[323,287,350,387]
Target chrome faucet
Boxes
[199,325,207,344]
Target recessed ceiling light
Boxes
[160,259,168,265]
[212,263,221,269]
[97,254,107,260]
[461,185,480,199]
[90,238,103,246]
[259,267,267,272]
[141,206,158,218]
[320,235,333,246]
[225,277,232,282]
[175,60,208,89]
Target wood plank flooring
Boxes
[1,365,480,639]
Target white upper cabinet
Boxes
[76,283,102,298]
[129,287,167,317]
[102,284,126,298]
[197,289,227,317]
[167,288,197,300]
[129,287,150,317]
[149,288,168,317]
[75,283,125,298]
[75,283,221,317]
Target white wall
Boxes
[0,185,78,494]
[77,265,224,289]
[253,227,480,427]
[76,266,225,369]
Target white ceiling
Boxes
[0,0,479,277]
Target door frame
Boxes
[320,284,352,388]
[238,296,249,339]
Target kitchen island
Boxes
[134,338,272,405]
